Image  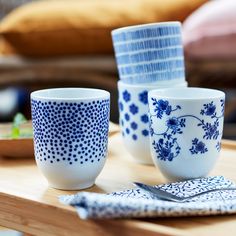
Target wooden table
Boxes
[1,133,236,236]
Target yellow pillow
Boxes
[0,0,207,57]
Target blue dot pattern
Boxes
[31,99,110,165]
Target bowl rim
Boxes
[148,87,225,100]
[31,88,110,101]
[112,21,181,35]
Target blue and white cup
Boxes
[31,88,110,190]
[112,22,185,85]
[118,81,187,165]
[148,87,225,181]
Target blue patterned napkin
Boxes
[59,176,236,219]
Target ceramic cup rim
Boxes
[118,80,187,89]
[148,87,225,101]
[111,21,181,35]
[31,88,110,101]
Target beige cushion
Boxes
[0,0,207,57]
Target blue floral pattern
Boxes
[139,91,148,105]
[124,113,130,121]
[131,122,138,130]
[152,138,180,161]
[221,99,225,114]
[122,90,131,102]
[201,120,220,140]
[201,101,216,116]
[142,129,149,136]
[119,102,124,111]
[150,99,225,161]
[166,117,185,135]
[216,141,221,152]
[119,87,151,142]
[151,98,181,119]
[190,138,208,154]
[129,104,139,115]
[140,114,149,123]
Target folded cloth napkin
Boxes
[59,176,236,219]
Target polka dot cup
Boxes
[118,81,187,165]
[31,88,110,190]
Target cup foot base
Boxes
[49,181,95,190]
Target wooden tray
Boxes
[0,133,236,236]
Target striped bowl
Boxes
[112,22,185,85]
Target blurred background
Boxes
[1,0,236,139]
[1,0,236,234]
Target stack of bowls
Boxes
[111,22,187,165]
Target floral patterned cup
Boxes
[118,81,187,165]
[148,87,225,181]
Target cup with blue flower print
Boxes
[148,87,225,181]
[31,88,110,190]
[112,21,185,85]
[118,80,187,165]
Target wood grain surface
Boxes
[0,132,236,236]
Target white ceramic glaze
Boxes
[118,81,187,165]
[31,88,110,190]
[148,87,225,181]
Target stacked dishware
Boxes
[111,22,187,165]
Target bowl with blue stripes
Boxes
[112,22,185,85]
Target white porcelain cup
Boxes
[31,88,110,190]
[118,81,187,165]
[148,87,225,181]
